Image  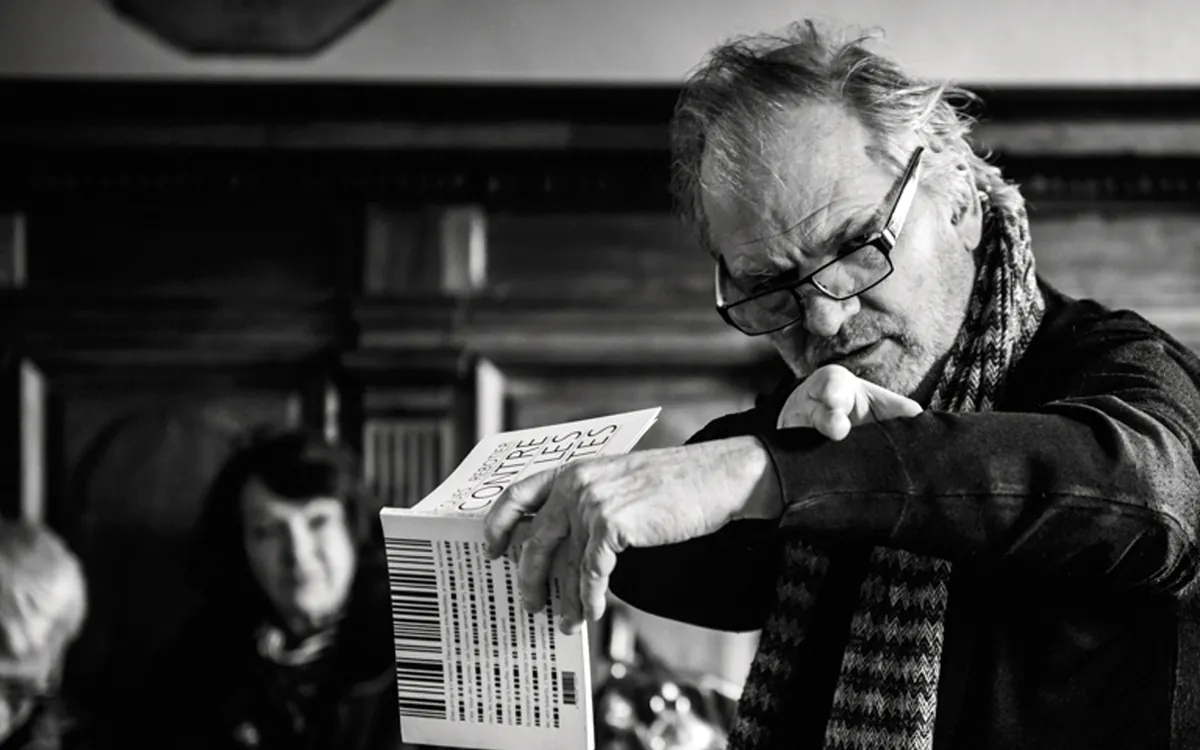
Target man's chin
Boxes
[844,357,922,401]
[784,347,917,397]
[848,363,903,393]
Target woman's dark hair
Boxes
[189,425,383,627]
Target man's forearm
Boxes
[724,435,785,522]
[758,406,1200,593]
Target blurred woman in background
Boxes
[142,427,402,750]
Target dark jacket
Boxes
[138,562,404,750]
[610,280,1200,750]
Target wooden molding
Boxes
[3,147,1198,211]
[2,82,1199,210]
[353,295,775,367]
[0,292,349,361]
[1,80,1197,124]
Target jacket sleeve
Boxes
[608,413,784,632]
[760,315,1200,594]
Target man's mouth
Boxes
[824,340,883,366]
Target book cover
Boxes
[380,407,662,750]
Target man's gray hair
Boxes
[0,521,88,664]
[670,19,1022,249]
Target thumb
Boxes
[859,379,923,421]
[483,467,559,559]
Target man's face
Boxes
[702,102,977,401]
[241,477,358,634]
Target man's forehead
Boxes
[701,104,884,240]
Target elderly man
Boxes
[0,521,88,750]
[484,19,1200,750]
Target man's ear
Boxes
[950,163,983,252]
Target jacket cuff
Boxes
[754,420,914,545]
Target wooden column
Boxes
[0,213,37,521]
[323,379,341,443]
[18,359,44,523]
[438,207,487,293]
[474,357,504,442]
[0,213,25,288]
[356,205,487,505]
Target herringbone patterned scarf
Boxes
[729,191,1045,750]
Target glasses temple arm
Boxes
[883,147,925,244]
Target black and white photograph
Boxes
[0,1,1197,749]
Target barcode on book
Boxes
[562,671,578,706]
[385,537,448,720]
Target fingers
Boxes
[580,528,621,624]
[860,379,924,420]
[801,368,857,440]
[487,457,629,633]
[503,519,535,566]
[779,364,920,438]
[483,467,559,559]
[532,522,610,636]
[517,500,570,612]
[812,405,852,441]
[778,366,853,431]
[512,472,624,633]
[802,365,855,414]
[555,531,585,634]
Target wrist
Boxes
[728,435,784,521]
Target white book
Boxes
[379,407,662,750]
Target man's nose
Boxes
[801,293,859,338]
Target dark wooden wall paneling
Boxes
[2,80,1199,702]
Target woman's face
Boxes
[240,476,358,634]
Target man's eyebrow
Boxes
[747,209,878,255]
[825,212,879,250]
[738,211,880,293]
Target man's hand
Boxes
[778,364,922,439]
[482,436,780,633]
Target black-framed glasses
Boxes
[714,146,925,336]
